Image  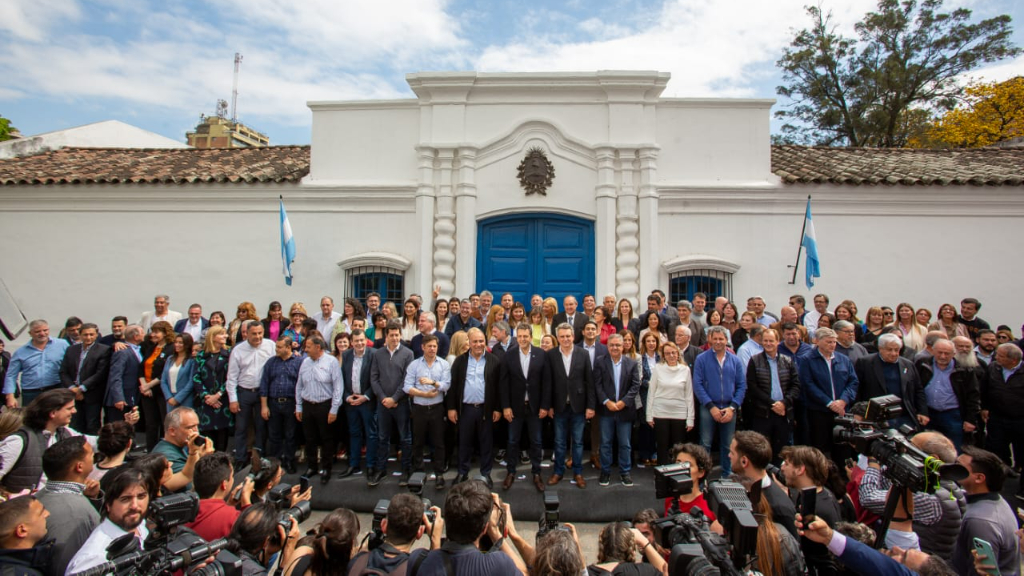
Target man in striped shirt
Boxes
[295,334,343,485]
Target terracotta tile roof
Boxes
[771,145,1024,186]
[0,146,310,186]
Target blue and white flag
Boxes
[801,197,820,289]
[279,198,296,286]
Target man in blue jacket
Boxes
[798,327,859,471]
[693,326,746,476]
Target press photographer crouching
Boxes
[349,493,443,574]
[185,452,255,542]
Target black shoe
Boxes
[367,469,385,487]
[435,475,446,490]
[494,449,506,463]
[283,461,297,475]
[520,453,530,465]
[483,474,493,489]
[303,467,318,478]
[399,471,410,487]
[599,473,610,486]
[320,470,330,485]
[455,474,469,484]
[337,467,360,478]
[621,474,634,487]
[234,460,248,471]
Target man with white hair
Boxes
[140,294,182,332]
[673,325,700,368]
[916,339,980,450]
[983,343,1024,471]
[799,327,858,468]
[409,312,450,359]
[854,333,927,430]
[834,320,869,363]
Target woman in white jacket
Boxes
[646,341,695,465]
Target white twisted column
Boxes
[615,149,640,306]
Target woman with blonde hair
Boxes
[529,307,546,346]
[194,325,232,450]
[619,330,638,360]
[542,297,559,332]
[860,306,887,351]
[484,305,506,348]
[647,341,695,463]
[447,330,470,363]
[890,302,927,351]
[228,301,259,345]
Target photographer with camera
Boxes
[780,446,842,576]
[632,509,669,561]
[587,521,666,575]
[227,502,303,576]
[184,451,254,541]
[663,443,715,520]
[348,493,443,574]
[66,467,151,574]
[796,513,955,576]
[408,480,528,575]
[0,497,51,576]
[728,431,797,537]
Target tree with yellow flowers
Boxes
[915,77,1024,148]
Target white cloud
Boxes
[0,0,79,41]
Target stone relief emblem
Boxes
[517,147,555,195]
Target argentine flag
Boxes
[280,198,296,286]
[801,197,820,289]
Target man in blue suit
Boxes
[105,324,145,423]
[339,329,377,479]
[595,333,641,487]
[173,304,209,343]
[798,327,859,471]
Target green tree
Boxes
[0,115,16,142]
[775,0,1021,147]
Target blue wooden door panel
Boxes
[478,214,593,305]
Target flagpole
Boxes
[787,195,811,285]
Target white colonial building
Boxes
[0,70,1021,344]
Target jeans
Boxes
[699,406,737,476]
[345,401,378,470]
[507,404,544,475]
[599,416,633,475]
[266,398,298,465]
[376,400,411,473]
[553,410,586,477]
[927,407,964,451]
[234,388,266,462]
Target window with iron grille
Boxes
[346,266,405,309]
[668,268,733,306]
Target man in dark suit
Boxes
[580,320,607,468]
[446,327,501,486]
[59,323,110,434]
[594,333,640,487]
[105,324,145,423]
[551,295,588,344]
[408,312,450,359]
[744,328,801,463]
[339,329,377,478]
[488,321,514,359]
[500,322,548,492]
[855,333,928,430]
[546,322,595,488]
[173,304,209,342]
[673,325,700,368]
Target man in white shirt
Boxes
[227,321,275,468]
[803,293,829,335]
[175,304,208,342]
[139,294,182,332]
[315,296,342,351]
[66,468,151,575]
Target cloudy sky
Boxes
[2,0,1021,145]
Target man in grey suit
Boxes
[105,324,144,424]
[368,321,414,487]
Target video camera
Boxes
[652,479,758,576]
[68,493,243,576]
[654,462,694,501]
[833,395,966,493]
[536,492,568,541]
[264,481,312,545]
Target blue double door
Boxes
[476,214,594,306]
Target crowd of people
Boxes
[0,289,1021,575]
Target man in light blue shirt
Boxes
[446,328,500,487]
[736,325,765,371]
[403,334,451,488]
[3,320,69,408]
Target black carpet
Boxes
[281,460,665,523]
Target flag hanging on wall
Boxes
[280,197,296,286]
[801,197,820,288]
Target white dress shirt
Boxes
[67,518,149,574]
[226,339,276,402]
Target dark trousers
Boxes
[376,401,411,473]
[139,388,167,451]
[986,414,1024,470]
[507,403,543,475]
[22,386,58,407]
[807,408,848,471]
[234,388,266,461]
[457,403,493,476]
[301,401,336,471]
[73,397,103,435]
[654,418,689,465]
[412,403,446,474]
[266,398,298,465]
[927,407,964,452]
[345,401,378,470]
[749,411,793,466]
[104,405,124,424]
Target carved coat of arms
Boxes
[517,148,555,195]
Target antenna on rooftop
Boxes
[231,52,243,123]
